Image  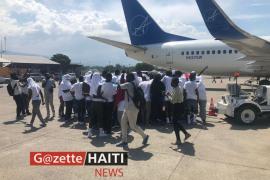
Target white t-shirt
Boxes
[139,80,152,102]
[184,81,198,100]
[60,83,73,102]
[112,75,120,84]
[179,76,186,89]
[70,82,84,100]
[29,85,41,101]
[162,76,173,101]
[197,81,207,101]
[101,82,117,102]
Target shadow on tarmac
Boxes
[23,126,45,134]
[223,115,270,130]
[125,145,153,161]
[3,118,27,125]
[170,142,195,156]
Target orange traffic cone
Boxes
[208,98,217,116]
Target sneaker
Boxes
[116,142,128,147]
[26,112,32,116]
[87,129,92,138]
[171,140,182,145]
[78,122,84,125]
[40,123,47,127]
[99,130,107,137]
[184,133,191,141]
[142,135,149,145]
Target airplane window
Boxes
[212,50,215,54]
[234,50,238,54]
[223,50,227,54]
[181,52,184,56]
[186,51,189,55]
[229,50,233,54]
[191,51,194,55]
[201,51,205,55]
[207,50,210,55]
[196,51,200,55]
[218,50,221,54]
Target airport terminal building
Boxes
[0,54,60,77]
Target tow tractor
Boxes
[217,84,270,124]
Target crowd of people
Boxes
[7,69,208,146]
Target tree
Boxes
[50,54,71,65]
[135,63,155,71]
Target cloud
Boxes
[3,0,268,66]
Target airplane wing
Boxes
[88,36,146,52]
[195,0,270,60]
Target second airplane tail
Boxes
[121,0,194,46]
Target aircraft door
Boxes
[165,48,173,68]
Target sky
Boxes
[1,0,270,66]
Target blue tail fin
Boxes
[121,0,194,45]
[195,0,247,40]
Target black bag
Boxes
[7,82,16,96]
[82,82,90,97]
[130,82,146,109]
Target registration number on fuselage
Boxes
[186,56,203,60]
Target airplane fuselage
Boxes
[126,36,270,77]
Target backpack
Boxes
[82,82,90,97]
[129,82,146,109]
[7,81,16,96]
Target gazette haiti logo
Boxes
[130,15,151,37]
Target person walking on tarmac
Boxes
[197,76,207,125]
[167,77,191,145]
[116,73,149,148]
[26,78,46,128]
[184,71,199,125]
[42,73,56,119]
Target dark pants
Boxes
[151,99,163,122]
[76,99,86,123]
[91,101,104,129]
[13,95,23,117]
[165,101,173,120]
[30,100,45,125]
[59,97,65,117]
[65,100,73,121]
[22,94,30,114]
[86,100,94,128]
[186,99,198,115]
[103,102,114,134]
[172,103,188,141]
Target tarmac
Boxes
[0,77,270,180]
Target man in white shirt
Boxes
[162,70,173,124]
[112,70,121,84]
[70,76,85,124]
[197,76,207,124]
[184,71,199,124]
[101,73,117,134]
[139,79,153,126]
[60,74,73,121]
[116,73,149,148]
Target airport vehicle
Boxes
[29,73,45,82]
[89,0,270,82]
[0,76,6,84]
[217,84,270,124]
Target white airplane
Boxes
[89,0,270,81]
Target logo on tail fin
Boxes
[131,15,151,37]
[206,9,219,22]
